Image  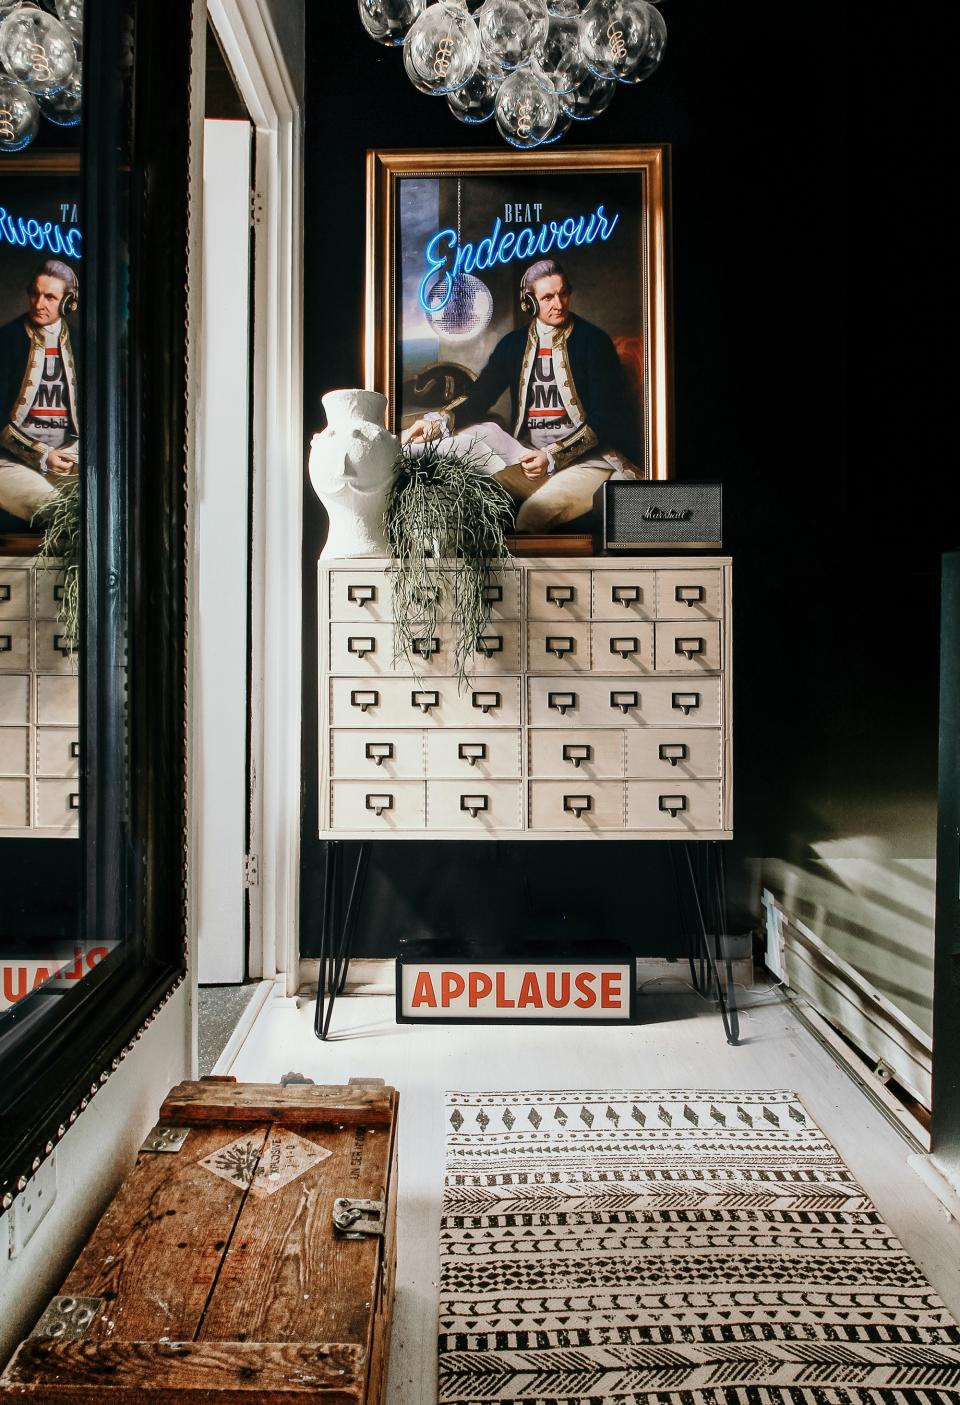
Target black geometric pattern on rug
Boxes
[440,1090,960,1401]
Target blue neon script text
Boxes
[0,207,82,259]
[419,203,619,313]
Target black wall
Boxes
[300,3,953,959]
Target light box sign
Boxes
[397,956,636,1024]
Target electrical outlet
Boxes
[7,1154,57,1259]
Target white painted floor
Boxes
[227,984,960,1405]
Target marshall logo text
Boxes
[642,505,692,522]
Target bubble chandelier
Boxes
[0,0,82,155]
[358,0,666,148]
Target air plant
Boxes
[32,477,80,647]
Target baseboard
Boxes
[909,1154,960,1226]
[297,955,755,998]
[210,977,281,1074]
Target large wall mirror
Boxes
[0,0,189,1204]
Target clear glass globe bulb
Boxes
[357,0,426,48]
[0,74,39,151]
[530,15,588,96]
[560,67,615,120]
[539,104,573,144]
[0,8,76,96]
[546,0,585,12]
[495,67,558,148]
[447,60,503,123]
[39,57,80,125]
[403,2,481,96]
[616,0,665,83]
[54,0,83,44]
[578,0,650,82]
[478,0,548,73]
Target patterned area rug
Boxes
[439,1090,960,1401]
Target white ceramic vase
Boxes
[309,389,399,558]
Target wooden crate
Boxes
[0,1077,399,1403]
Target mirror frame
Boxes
[0,0,191,1207]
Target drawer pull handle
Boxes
[563,794,592,818]
[365,742,394,766]
[55,634,78,657]
[548,691,576,716]
[0,634,11,653]
[412,636,441,659]
[412,690,440,713]
[672,691,701,716]
[610,690,638,714]
[659,743,688,766]
[0,585,10,603]
[70,740,81,759]
[675,636,705,659]
[676,584,705,606]
[347,584,377,606]
[472,690,500,715]
[478,634,503,658]
[69,791,81,811]
[460,794,489,818]
[612,585,640,607]
[546,635,574,658]
[365,793,394,817]
[546,584,574,608]
[659,794,688,817]
[459,742,487,766]
[482,583,503,604]
[610,636,639,658]
[563,743,592,768]
[348,636,376,659]
[350,689,379,713]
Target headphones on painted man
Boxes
[519,263,571,318]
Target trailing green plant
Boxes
[32,478,81,646]
[385,437,514,686]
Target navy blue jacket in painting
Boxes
[442,314,641,473]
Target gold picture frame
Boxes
[365,145,672,487]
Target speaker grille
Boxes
[600,482,722,550]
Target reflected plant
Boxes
[32,477,80,645]
[385,438,513,687]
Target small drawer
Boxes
[477,570,521,621]
[458,622,521,675]
[528,676,722,728]
[0,620,29,672]
[626,779,723,832]
[329,677,521,729]
[35,624,79,674]
[35,567,68,620]
[0,566,29,619]
[329,780,425,832]
[0,727,29,777]
[36,728,81,778]
[35,778,81,831]
[426,780,522,832]
[330,730,423,779]
[37,674,79,726]
[654,621,722,673]
[528,730,624,779]
[527,621,591,673]
[626,728,722,779]
[592,569,656,621]
[328,623,402,675]
[328,570,393,623]
[657,569,723,620]
[0,674,29,725]
[425,729,521,779]
[527,569,591,620]
[590,622,655,675]
[529,780,624,831]
[0,778,29,828]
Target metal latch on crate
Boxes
[141,1124,190,1153]
[333,1197,386,1239]
[30,1296,104,1341]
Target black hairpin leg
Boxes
[314,841,370,1042]
[670,843,708,995]
[682,842,740,1045]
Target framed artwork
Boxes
[365,146,671,535]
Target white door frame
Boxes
[206,0,303,992]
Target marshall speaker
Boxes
[595,480,722,552]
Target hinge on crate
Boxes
[333,1197,386,1239]
[29,1296,104,1341]
[141,1124,190,1153]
